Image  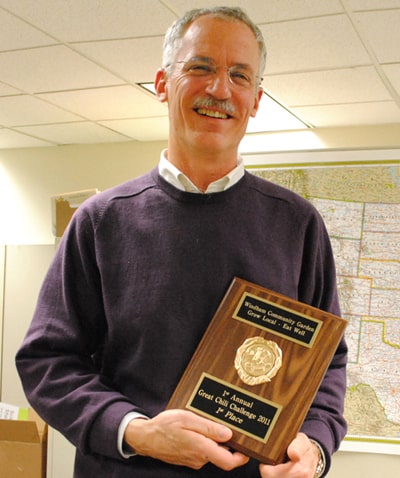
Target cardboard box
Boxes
[51,188,99,237]
[0,408,48,477]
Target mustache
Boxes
[193,97,236,116]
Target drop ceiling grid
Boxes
[0,0,398,149]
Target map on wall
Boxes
[250,160,400,454]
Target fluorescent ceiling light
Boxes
[139,82,157,95]
[248,91,311,132]
[138,82,311,133]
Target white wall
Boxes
[1,130,400,477]
[0,140,164,245]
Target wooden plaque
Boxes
[167,277,347,465]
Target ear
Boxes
[155,68,168,103]
[250,86,264,118]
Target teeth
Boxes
[197,108,228,119]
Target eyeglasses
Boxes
[170,57,262,90]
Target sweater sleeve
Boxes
[15,203,142,461]
[298,210,348,475]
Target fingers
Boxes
[201,438,250,471]
[184,410,232,442]
[259,433,319,478]
[124,409,249,471]
[174,411,250,471]
[286,432,309,463]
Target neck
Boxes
[166,144,238,192]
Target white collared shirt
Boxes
[158,150,245,193]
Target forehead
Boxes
[178,16,260,67]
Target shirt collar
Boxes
[158,150,245,194]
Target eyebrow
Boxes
[188,56,254,71]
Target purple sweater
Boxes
[16,168,347,478]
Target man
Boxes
[16,6,347,478]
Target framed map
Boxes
[244,149,400,455]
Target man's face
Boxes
[156,16,263,157]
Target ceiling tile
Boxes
[292,102,400,127]
[74,36,164,83]
[0,95,80,126]
[355,10,400,63]
[0,7,54,50]
[261,15,371,74]
[348,0,400,10]
[0,45,122,94]
[15,122,130,145]
[0,0,177,41]
[99,117,169,141]
[0,128,53,148]
[382,64,400,93]
[39,85,168,120]
[264,66,392,106]
[167,0,344,21]
[0,82,20,96]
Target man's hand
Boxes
[259,433,321,478]
[124,409,250,471]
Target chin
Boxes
[192,130,238,152]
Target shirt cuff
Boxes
[118,411,149,459]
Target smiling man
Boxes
[155,13,263,191]
[16,7,347,478]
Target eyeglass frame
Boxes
[166,56,263,90]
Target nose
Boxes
[204,68,232,99]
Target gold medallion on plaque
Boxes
[234,337,282,386]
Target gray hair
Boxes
[162,6,267,79]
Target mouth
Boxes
[195,108,231,119]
